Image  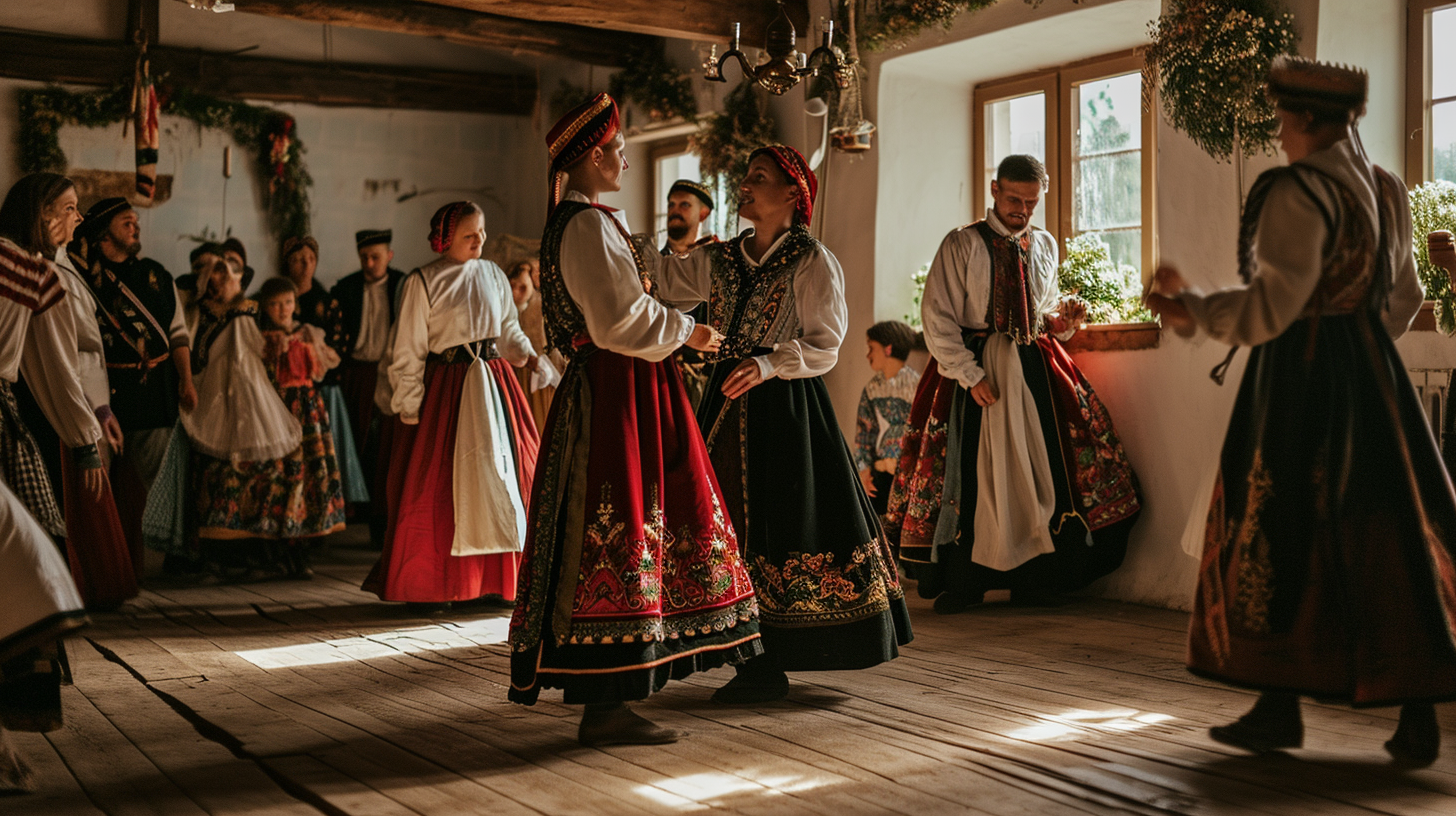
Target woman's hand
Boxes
[178,381,198,412]
[1150,265,1189,297]
[82,466,105,499]
[686,324,724,353]
[1146,293,1197,337]
[721,360,764,399]
[102,414,124,456]
[858,467,876,497]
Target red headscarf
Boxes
[429,201,480,254]
[545,93,622,213]
[749,144,818,226]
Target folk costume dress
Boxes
[650,222,912,671]
[363,252,540,604]
[259,321,348,539]
[887,209,1141,597]
[1178,137,1456,706]
[0,238,102,540]
[855,366,921,517]
[291,263,369,506]
[508,94,761,706]
[13,247,136,608]
[183,299,323,542]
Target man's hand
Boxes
[178,381,198,412]
[102,414,124,456]
[1430,231,1456,285]
[686,324,724,353]
[523,354,540,374]
[1150,264,1189,297]
[1146,293,1197,337]
[721,360,764,399]
[970,379,998,407]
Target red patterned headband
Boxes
[545,93,622,213]
[429,201,480,254]
[750,144,817,226]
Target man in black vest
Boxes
[70,198,197,558]
[332,229,405,543]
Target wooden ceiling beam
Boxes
[425,0,812,44]
[232,0,651,66]
[0,30,537,115]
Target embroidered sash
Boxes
[972,221,1038,345]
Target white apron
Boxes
[450,351,526,556]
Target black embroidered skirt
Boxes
[698,357,912,671]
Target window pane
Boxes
[1072,72,1142,273]
[1435,100,1456,184]
[1434,7,1456,101]
[984,92,1047,230]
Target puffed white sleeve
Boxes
[1382,184,1423,340]
[387,272,430,420]
[488,261,536,365]
[755,246,845,380]
[1179,178,1325,347]
[635,236,714,309]
[922,231,987,389]
[21,297,103,462]
[559,210,694,362]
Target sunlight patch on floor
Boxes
[1007,708,1176,742]
[634,772,834,810]
[234,616,511,669]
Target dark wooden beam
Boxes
[0,29,536,115]
[232,0,651,67]
[127,0,160,47]
[426,0,811,44]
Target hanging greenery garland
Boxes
[1143,0,1299,162]
[689,80,778,221]
[851,1,999,53]
[607,42,698,125]
[16,83,312,241]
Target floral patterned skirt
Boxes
[1189,313,1456,706]
[697,359,912,671]
[509,347,761,705]
[195,384,345,540]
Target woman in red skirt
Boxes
[364,202,540,607]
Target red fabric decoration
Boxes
[544,93,621,212]
[428,201,477,254]
[750,144,818,226]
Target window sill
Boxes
[1062,322,1161,352]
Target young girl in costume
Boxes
[854,321,922,517]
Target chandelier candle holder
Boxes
[703,2,854,96]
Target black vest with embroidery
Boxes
[702,225,817,363]
[971,221,1038,345]
[539,200,655,361]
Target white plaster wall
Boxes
[1315,0,1405,173]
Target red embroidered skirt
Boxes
[364,358,538,603]
[60,450,137,609]
[509,347,761,705]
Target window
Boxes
[1407,1,1456,183]
[650,138,732,249]
[972,52,1156,279]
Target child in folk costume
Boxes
[647,145,910,704]
[855,321,923,517]
[1148,57,1456,766]
[182,246,341,568]
[508,95,761,746]
[256,277,348,578]
[0,174,134,609]
[363,202,540,606]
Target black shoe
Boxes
[1209,694,1303,753]
[932,591,984,615]
[915,571,945,599]
[711,670,790,704]
[1386,703,1440,768]
[578,704,682,746]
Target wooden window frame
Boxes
[972,50,1158,282]
[1406,0,1456,185]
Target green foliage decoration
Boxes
[1058,233,1153,324]
[1143,0,1299,162]
[607,43,698,124]
[689,80,777,223]
[1411,181,1456,335]
[852,1,999,53]
[16,83,312,243]
[904,261,930,328]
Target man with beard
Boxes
[660,180,718,407]
[69,198,197,559]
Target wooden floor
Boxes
[9,533,1456,815]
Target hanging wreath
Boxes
[1143,0,1299,162]
[16,83,312,241]
[607,42,698,125]
[689,80,778,221]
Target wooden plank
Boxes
[429,0,811,43]
[261,755,422,816]
[0,29,535,115]
[0,730,104,816]
[236,0,652,67]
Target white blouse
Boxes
[648,228,847,380]
[921,210,1062,389]
[557,191,694,362]
[0,262,102,451]
[389,256,535,419]
[1179,139,1423,345]
[52,247,110,411]
[352,277,392,362]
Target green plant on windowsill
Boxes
[1411,180,1456,335]
[1059,233,1154,325]
[904,261,931,328]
